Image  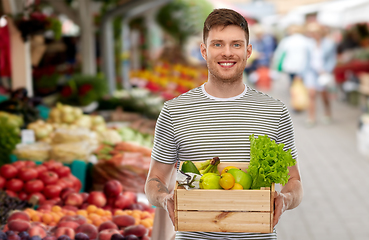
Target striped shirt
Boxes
[151,83,298,239]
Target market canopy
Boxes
[317,0,369,28]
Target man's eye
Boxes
[234,44,241,47]
[214,43,221,47]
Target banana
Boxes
[194,160,211,171]
[201,157,221,175]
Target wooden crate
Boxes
[174,162,274,233]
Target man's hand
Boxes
[162,193,175,225]
[272,164,303,227]
[273,191,289,227]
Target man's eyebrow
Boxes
[210,39,245,43]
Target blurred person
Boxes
[304,23,337,126]
[145,8,303,240]
[272,24,311,85]
[246,24,277,91]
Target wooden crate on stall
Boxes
[174,162,274,233]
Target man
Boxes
[145,8,303,239]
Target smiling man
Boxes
[145,8,303,240]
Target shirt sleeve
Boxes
[151,103,178,164]
[277,104,298,160]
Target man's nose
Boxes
[222,45,233,57]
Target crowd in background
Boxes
[245,21,338,128]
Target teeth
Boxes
[220,63,234,66]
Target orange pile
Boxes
[23,204,155,229]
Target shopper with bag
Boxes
[145,8,303,240]
[304,23,337,126]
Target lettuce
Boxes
[248,134,296,189]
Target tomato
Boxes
[12,161,26,170]
[0,176,6,189]
[24,179,44,193]
[34,165,48,175]
[6,190,17,198]
[0,164,18,179]
[60,177,74,189]
[42,160,63,170]
[55,179,68,189]
[28,192,46,204]
[52,166,71,178]
[43,184,62,199]
[74,179,82,192]
[5,178,24,192]
[24,160,36,167]
[18,168,38,182]
[18,191,28,201]
[38,171,58,185]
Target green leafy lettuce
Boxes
[248,134,296,189]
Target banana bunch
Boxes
[194,157,221,175]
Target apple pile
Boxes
[36,180,153,215]
[0,160,82,203]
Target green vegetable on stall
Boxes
[248,134,296,189]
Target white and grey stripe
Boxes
[151,84,298,239]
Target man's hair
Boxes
[203,8,249,44]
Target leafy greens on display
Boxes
[248,134,296,189]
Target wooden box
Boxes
[174,162,274,233]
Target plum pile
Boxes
[0,191,32,225]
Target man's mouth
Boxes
[218,62,236,67]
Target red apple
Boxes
[8,219,31,232]
[64,193,83,207]
[75,224,98,240]
[7,211,30,222]
[87,191,107,208]
[97,229,121,240]
[103,180,123,198]
[54,227,75,239]
[114,193,131,210]
[80,192,89,203]
[57,221,80,231]
[60,187,76,201]
[98,221,118,232]
[28,225,47,238]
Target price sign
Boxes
[21,129,35,144]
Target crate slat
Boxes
[176,211,272,233]
[176,188,271,211]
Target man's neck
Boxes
[204,79,245,98]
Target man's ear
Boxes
[200,42,207,61]
[246,44,253,59]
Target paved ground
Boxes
[266,75,369,240]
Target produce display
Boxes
[0,112,22,165]
[0,190,33,225]
[92,142,151,193]
[0,160,82,202]
[0,180,154,240]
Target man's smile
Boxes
[218,61,236,68]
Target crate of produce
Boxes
[174,162,275,233]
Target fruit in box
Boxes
[227,168,252,189]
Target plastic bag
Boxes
[290,77,309,111]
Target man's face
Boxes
[201,25,252,84]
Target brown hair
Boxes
[203,8,249,44]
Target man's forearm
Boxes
[145,177,170,208]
